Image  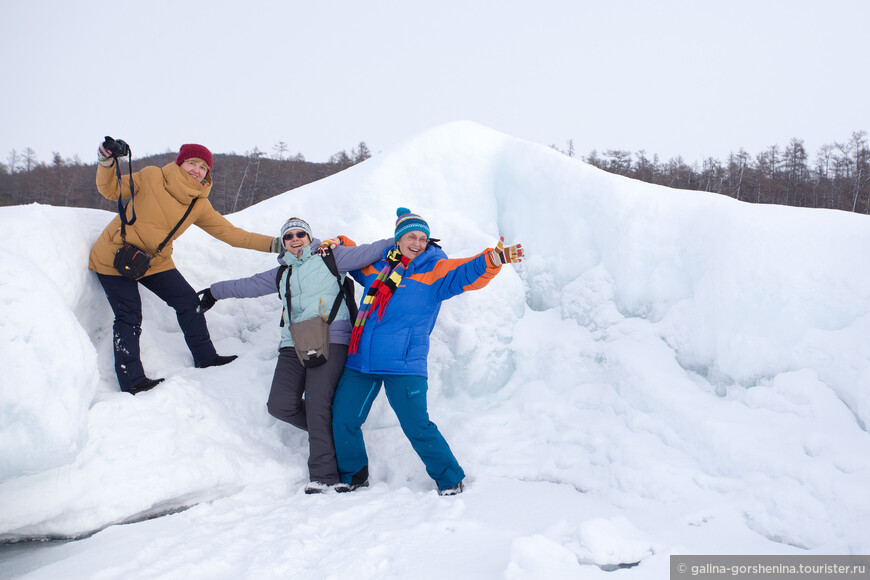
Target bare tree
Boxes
[352,141,372,163]
[812,145,832,208]
[273,141,289,161]
[845,131,870,212]
[329,149,353,170]
[755,145,780,204]
[23,147,38,173]
[633,150,653,182]
[583,149,602,168]
[782,138,808,206]
[603,149,632,174]
[726,149,750,201]
[6,149,22,174]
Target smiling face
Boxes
[283,229,311,256]
[397,230,428,262]
[180,157,210,182]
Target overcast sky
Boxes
[2,0,868,167]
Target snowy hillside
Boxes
[2,121,869,579]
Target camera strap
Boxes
[115,148,136,242]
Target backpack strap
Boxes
[275,265,288,290]
[321,249,358,321]
[276,265,291,327]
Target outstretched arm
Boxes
[209,267,282,301]
[332,238,394,272]
[195,206,279,254]
[424,237,524,302]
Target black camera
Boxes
[102,136,130,158]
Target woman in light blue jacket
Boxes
[199,218,392,494]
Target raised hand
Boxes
[97,141,114,167]
[489,236,523,265]
[101,136,130,158]
[98,136,130,167]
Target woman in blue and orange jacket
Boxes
[332,207,523,496]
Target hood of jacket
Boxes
[161,162,212,204]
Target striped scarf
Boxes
[348,248,410,354]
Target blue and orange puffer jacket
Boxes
[346,243,502,378]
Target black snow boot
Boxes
[125,377,164,395]
[438,480,464,496]
[336,466,369,493]
[196,354,238,369]
[304,481,330,494]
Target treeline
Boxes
[0,142,372,214]
[553,130,870,213]
[4,133,869,215]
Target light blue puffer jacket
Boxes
[210,237,393,347]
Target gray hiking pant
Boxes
[267,345,348,485]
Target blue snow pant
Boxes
[97,269,218,391]
[332,367,465,491]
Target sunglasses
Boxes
[283,231,309,240]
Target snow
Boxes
[1,121,869,579]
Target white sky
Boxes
[2,0,868,165]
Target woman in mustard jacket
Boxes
[89,139,279,394]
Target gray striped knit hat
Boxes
[280,217,312,239]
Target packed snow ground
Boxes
[1,122,869,579]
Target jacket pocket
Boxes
[371,327,411,368]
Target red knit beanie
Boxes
[176,144,213,171]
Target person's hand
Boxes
[101,136,129,157]
[99,136,130,167]
[97,142,114,167]
[489,237,523,265]
[316,238,342,255]
[197,288,217,313]
[271,236,282,253]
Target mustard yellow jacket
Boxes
[89,161,273,276]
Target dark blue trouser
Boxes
[97,269,217,390]
[332,367,465,491]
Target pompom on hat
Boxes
[394,207,430,242]
[280,217,313,239]
[176,144,213,171]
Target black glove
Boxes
[197,288,217,313]
[102,136,130,158]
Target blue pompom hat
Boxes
[394,207,430,242]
